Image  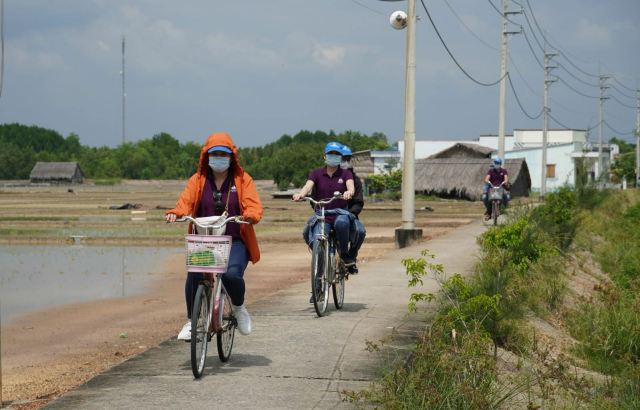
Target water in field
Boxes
[0,244,182,323]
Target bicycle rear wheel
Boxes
[216,281,236,362]
[492,201,499,226]
[332,251,345,310]
[311,240,329,317]
[191,283,211,379]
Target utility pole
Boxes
[387,0,422,248]
[541,50,557,201]
[598,74,610,180]
[636,89,640,187]
[497,0,522,159]
[121,36,126,145]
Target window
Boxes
[546,164,556,178]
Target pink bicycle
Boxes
[175,215,248,378]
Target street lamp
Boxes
[383,0,422,248]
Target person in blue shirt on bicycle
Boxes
[293,141,355,267]
[338,144,366,275]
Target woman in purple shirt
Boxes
[293,141,355,264]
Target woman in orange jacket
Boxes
[165,132,263,340]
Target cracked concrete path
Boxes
[45,221,485,410]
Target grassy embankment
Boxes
[348,187,639,409]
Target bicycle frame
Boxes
[304,194,341,285]
[176,215,249,334]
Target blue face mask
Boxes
[209,157,230,173]
[325,154,342,167]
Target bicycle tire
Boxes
[216,281,235,362]
[492,201,499,226]
[191,284,211,379]
[311,240,329,317]
[332,251,345,310]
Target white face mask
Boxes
[209,157,230,172]
[325,154,341,167]
[340,161,351,170]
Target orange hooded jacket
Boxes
[166,132,263,263]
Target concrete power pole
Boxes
[541,51,557,201]
[394,0,422,248]
[636,89,640,187]
[598,75,610,180]
[497,0,522,159]
[121,36,126,145]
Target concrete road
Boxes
[45,221,485,410]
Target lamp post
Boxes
[385,0,422,248]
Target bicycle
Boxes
[174,215,249,379]
[488,184,505,226]
[298,193,348,317]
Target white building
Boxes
[395,129,618,192]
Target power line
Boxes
[608,94,636,110]
[557,76,599,99]
[520,29,543,69]
[608,82,636,100]
[612,76,637,93]
[548,111,572,129]
[419,0,505,87]
[604,119,635,136]
[441,0,498,51]
[507,73,543,119]
[485,0,520,25]
[348,0,386,16]
[556,62,598,88]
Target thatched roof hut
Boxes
[30,162,84,184]
[429,143,493,159]
[414,158,530,200]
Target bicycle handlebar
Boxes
[296,191,342,207]
[174,215,249,229]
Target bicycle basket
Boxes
[185,234,232,273]
[489,187,503,201]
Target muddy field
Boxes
[0,180,483,408]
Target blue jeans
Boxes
[347,218,366,261]
[303,214,351,259]
[185,239,249,318]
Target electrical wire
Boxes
[604,119,635,136]
[612,76,638,93]
[548,112,573,129]
[485,0,520,26]
[557,77,599,99]
[608,83,636,101]
[348,0,386,16]
[507,73,543,119]
[556,62,598,88]
[441,0,498,51]
[419,0,505,87]
[608,94,636,110]
[520,29,543,69]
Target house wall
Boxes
[503,144,576,192]
[514,129,586,145]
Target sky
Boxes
[1,0,639,148]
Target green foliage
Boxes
[531,187,579,249]
[366,169,402,199]
[568,290,640,374]
[0,123,387,182]
[238,129,389,189]
[610,151,637,183]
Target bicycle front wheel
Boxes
[191,283,211,379]
[216,281,236,362]
[311,240,329,317]
[332,252,345,310]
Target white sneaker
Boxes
[177,321,191,341]
[232,304,252,335]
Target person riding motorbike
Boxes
[482,157,510,221]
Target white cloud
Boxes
[571,19,613,48]
[313,45,347,68]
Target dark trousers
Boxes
[185,239,249,318]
